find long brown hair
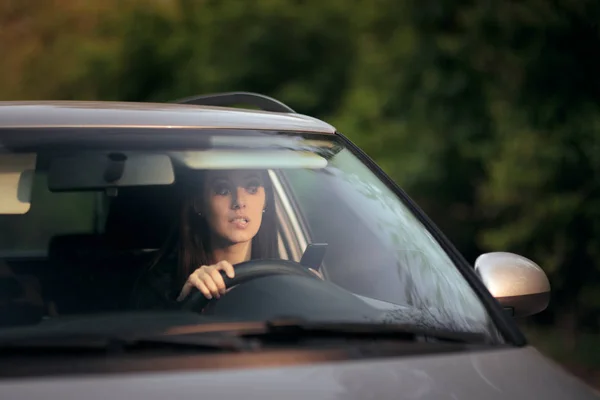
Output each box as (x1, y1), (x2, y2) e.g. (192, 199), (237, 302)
(153, 169), (278, 288)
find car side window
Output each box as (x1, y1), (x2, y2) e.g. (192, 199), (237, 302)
(282, 162), (409, 304)
(0, 172), (101, 258)
(281, 150), (489, 328)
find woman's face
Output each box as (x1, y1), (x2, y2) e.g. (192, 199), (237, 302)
(199, 170), (267, 246)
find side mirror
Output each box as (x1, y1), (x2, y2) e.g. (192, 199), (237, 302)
(475, 252), (550, 318)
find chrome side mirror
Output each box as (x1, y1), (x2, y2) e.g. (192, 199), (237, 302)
(475, 252), (550, 318)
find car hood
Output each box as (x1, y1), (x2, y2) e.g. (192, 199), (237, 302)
(0, 345), (597, 399)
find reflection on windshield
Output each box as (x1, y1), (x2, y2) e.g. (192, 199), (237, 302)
(283, 149), (493, 335)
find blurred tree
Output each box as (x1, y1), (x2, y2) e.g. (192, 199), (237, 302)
(333, 0), (600, 335)
(0, 0), (116, 100)
(331, 0), (492, 262)
(468, 0), (600, 333)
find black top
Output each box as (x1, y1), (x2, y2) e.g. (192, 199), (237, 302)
(130, 256), (181, 310)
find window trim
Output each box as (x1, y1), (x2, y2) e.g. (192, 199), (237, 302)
(270, 170), (307, 262)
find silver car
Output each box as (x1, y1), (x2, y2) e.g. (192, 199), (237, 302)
(0, 92), (596, 399)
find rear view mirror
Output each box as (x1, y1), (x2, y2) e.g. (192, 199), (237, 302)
(48, 152), (175, 191)
(475, 252), (550, 317)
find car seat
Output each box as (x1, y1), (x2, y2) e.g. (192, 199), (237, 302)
(0, 261), (47, 327)
(47, 186), (178, 315)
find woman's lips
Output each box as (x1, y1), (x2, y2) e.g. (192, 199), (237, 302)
(230, 216), (249, 228)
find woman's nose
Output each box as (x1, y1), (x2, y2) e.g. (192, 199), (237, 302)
(231, 187), (247, 209)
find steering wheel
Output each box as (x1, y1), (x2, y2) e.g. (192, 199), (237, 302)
(180, 259), (320, 313)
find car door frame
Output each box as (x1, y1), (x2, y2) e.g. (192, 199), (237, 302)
(269, 169), (330, 278)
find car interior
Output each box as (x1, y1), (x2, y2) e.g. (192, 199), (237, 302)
(1, 184), (177, 323)
(0, 150), (326, 327)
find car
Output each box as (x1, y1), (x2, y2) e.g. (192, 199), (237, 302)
(0, 92), (597, 399)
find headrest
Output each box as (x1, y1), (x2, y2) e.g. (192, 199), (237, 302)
(49, 186), (178, 263)
(0, 276), (23, 299)
(48, 234), (112, 261)
(104, 185), (178, 251)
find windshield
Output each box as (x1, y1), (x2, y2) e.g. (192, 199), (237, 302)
(0, 131), (499, 342)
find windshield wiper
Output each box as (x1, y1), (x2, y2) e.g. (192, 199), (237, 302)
(0, 320), (492, 356)
(241, 320), (492, 345)
(156, 319), (492, 346)
(0, 333), (252, 355)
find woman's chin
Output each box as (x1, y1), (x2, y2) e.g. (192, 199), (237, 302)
(224, 231), (256, 245)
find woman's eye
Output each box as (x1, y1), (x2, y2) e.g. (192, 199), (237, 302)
(246, 182), (261, 194)
(214, 185), (230, 196)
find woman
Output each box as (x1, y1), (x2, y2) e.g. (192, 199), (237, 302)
(131, 168), (278, 309)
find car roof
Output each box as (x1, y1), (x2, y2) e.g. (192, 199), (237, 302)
(0, 101), (337, 134)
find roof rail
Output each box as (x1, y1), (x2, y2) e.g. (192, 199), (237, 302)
(173, 91), (296, 113)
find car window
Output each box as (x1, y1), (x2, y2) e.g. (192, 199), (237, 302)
(0, 172), (101, 258)
(281, 148), (490, 329)
(0, 133), (497, 340)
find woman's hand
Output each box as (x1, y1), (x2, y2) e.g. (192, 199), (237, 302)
(177, 260), (235, 301)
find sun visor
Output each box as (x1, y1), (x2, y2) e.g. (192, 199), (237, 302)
(48, 152), (175, 191)
(172, 149), (328, 170)
(0, 154), (36, 214)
